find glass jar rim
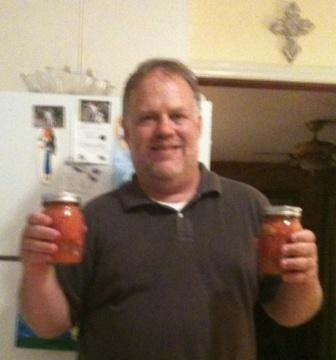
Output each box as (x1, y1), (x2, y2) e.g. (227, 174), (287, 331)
(42, 191), (81, 206)
(263, 205), (302, 217)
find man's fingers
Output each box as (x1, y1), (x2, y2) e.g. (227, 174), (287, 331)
(26, 212), (53, 226)
(282, 242), (317, 258)
(290, 229), (316, 243)
(281, 256), (317, 272)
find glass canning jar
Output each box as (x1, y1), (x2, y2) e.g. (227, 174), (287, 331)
(42, 191), (85, 264)
(258, 205), (302, 275)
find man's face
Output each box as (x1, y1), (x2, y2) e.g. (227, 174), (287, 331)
(123, 70), (201, 182)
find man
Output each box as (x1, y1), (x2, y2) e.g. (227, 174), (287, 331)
(19, 59), (323, 360)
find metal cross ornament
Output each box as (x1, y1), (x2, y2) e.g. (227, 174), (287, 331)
(270, 2), (315, 63)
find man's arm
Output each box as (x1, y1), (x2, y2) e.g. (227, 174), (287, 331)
(262, 229), (323, 326)
(19, 212), (72, 338)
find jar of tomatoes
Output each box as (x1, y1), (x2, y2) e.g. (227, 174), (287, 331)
(42, 191), (85, 264)
(258, 205), (302, 275)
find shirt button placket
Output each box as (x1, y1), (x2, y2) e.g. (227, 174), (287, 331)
(176, 211), (193, 242)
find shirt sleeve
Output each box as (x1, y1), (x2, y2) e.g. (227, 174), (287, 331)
(55, 263), (85, 326)
(258, 275), (282, 304)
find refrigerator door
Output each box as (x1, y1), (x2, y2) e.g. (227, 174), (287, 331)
(0, 91), (212, 359)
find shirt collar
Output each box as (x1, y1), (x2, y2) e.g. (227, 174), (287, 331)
(118, 163), (222, 211)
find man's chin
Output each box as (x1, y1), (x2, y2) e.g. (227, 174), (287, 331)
(148, 163), (182, 180)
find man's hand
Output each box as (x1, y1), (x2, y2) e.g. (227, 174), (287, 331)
(19, 212), (72, 337)
(263, 228), (323, 327)
(280, 229), (319, 283)
(20, 212), (60, 269)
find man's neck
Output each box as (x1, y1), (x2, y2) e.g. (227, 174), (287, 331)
(138, 170), (201, 203)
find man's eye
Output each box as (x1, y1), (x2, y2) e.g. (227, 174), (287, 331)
(138, 115), (155, 124)
(171, 113), (186, 122)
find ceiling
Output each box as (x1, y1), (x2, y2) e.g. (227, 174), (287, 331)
(200, 85), (336, 164)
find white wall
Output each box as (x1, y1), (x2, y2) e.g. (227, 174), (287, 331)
(0, 0), (190, 94)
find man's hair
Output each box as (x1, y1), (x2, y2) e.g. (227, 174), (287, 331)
(122, 58), (201, 118)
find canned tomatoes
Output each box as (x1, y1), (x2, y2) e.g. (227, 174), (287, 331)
(258, 205), (302, 275)
(42, 191), (85, 264)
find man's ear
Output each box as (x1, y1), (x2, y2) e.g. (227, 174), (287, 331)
(121, 118), (129, 143)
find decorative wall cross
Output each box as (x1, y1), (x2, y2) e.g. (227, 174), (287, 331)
(269, 2), (315, 63)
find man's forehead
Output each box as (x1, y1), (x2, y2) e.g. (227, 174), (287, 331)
(134, 69), (188, 90)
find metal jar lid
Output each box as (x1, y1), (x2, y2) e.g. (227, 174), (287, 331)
(42, 191), (81, 206)
(263, 205), (302, 217)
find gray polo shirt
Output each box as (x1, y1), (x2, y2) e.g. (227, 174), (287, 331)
(56, 164), (271, 360)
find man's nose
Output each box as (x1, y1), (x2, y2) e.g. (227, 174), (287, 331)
(155, 116), (175, 135)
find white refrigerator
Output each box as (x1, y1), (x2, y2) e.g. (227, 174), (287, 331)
(0, 91), (212, 360)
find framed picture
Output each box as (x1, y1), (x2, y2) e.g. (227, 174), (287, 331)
(80, 100), (110, 124)
(33, 105), (65, 128)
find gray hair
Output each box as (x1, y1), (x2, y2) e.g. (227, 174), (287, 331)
(122, 58), (201, 118)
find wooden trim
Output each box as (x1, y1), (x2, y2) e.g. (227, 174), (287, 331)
(192, 61), (336, 87)
(198, 77), (336, 92)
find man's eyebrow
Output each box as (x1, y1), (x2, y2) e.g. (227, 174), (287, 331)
(138, 109), (158, 116)
(169, 106), (188, 112)
(136, 105), (190, 117)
